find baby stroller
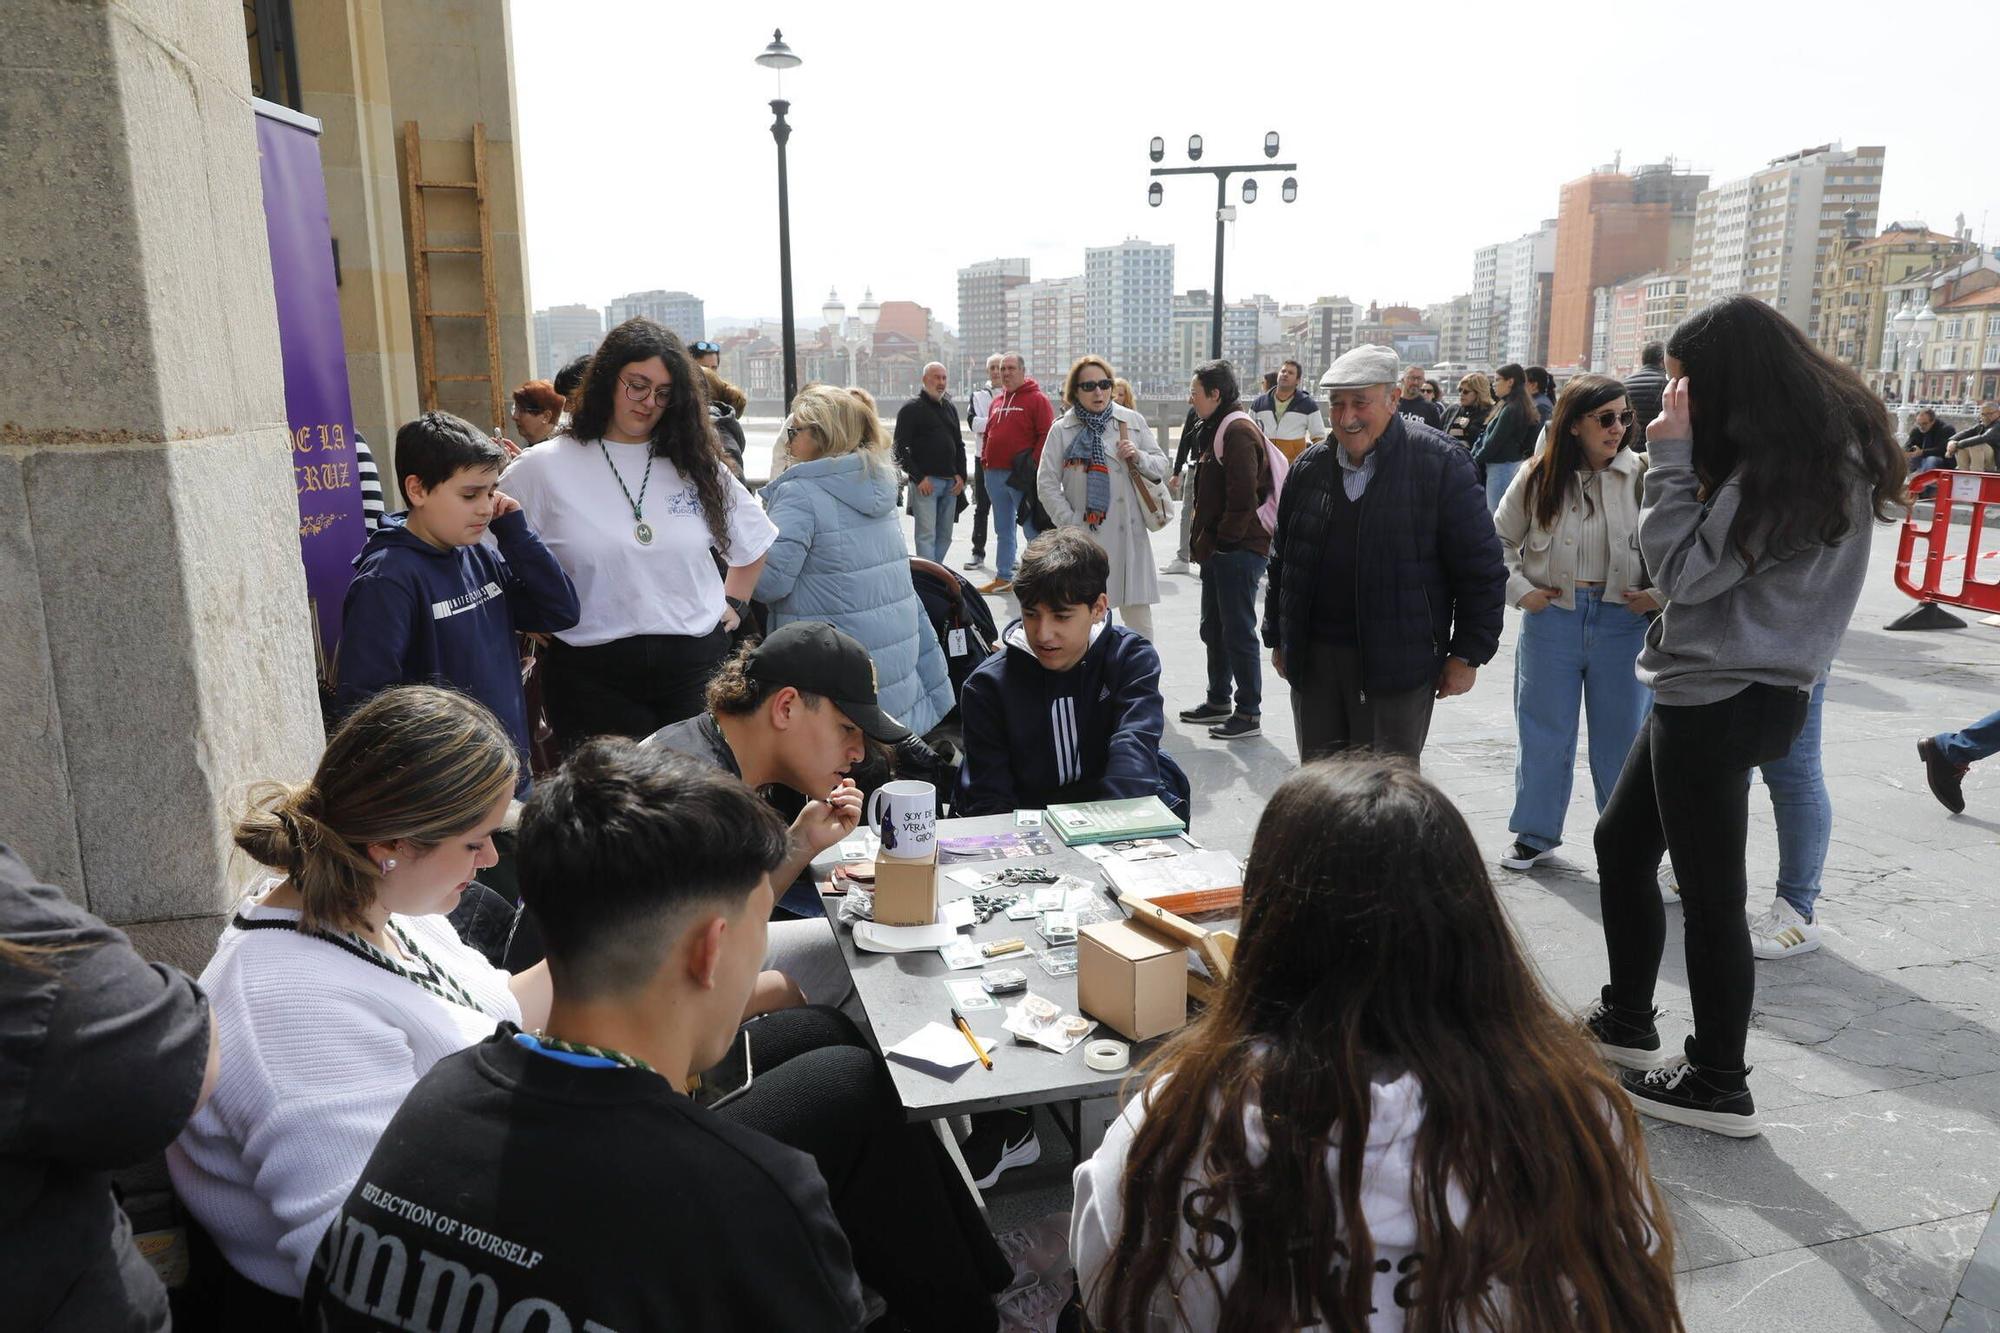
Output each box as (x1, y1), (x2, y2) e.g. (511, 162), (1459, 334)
(909, 556), (998, 722)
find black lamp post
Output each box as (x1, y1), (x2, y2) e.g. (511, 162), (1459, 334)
(1147, 130), (1298, 359)
(756, 29), (802, 409)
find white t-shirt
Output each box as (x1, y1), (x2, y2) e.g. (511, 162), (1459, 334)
(502, 435), (778, 646)
(166, 893), (521, 1297)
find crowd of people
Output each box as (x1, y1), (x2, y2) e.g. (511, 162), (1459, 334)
(5, 297), (1963, 1332)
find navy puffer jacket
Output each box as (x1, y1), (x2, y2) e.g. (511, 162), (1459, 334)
(1261, 415), (1507, 694)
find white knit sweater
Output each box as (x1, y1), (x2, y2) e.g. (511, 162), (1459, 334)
(166, 891), (520, 1297)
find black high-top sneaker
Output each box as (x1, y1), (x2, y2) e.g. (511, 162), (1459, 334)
(1621, 1042), (1760, 1137)
(1580, 988), (1668, 1069)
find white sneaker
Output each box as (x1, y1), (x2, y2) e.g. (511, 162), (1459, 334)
(1161, 557), (1191, 575)
(1749, 897), (1821, 959)
(1660, 871), (1680, 904)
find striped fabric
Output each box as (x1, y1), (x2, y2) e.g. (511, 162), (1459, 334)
(1050, 695), (1083, 786)
(353, 434), (386, 532)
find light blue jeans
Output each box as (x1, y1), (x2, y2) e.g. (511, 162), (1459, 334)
(911, 476), (957, 564)
(1510, 588), (1652, 852)
(1485, 458), (1522, 513)
(983, 466), (1039, 580)
(1760, 677), (1828, 918)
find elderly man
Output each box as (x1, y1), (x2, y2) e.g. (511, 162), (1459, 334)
(1262, 344), (1506, 763)
(893, 362), (967, 563)
(1905, 408), (1954, 474)
(977, 352), (1055, 594)
(1947, 401), (2000, 472)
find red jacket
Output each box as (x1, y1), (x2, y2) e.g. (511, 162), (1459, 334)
(981, 378), (1054, 471)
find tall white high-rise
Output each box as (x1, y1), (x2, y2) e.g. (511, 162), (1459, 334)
(1004, 276), (1088, 384)
(1688, 143), (1885, 332)
(956, 257), (1031, 386)
(1085, 238), (1175, 394)
(604, 290), (704, 344)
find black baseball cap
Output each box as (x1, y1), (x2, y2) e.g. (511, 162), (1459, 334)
(690, 340), (721, 356)
(746, 622), (911, 743)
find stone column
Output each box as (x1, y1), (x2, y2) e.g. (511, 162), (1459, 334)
(1, 0), (325, 970)
(292, 0), (422, 486)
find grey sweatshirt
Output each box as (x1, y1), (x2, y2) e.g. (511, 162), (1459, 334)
(1637, 436), (1877, 705)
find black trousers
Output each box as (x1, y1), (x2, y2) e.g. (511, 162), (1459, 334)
(1290, 643), (1436, 765)
(723, 1006), (1011, 1330)
(540, 629), (728, 754)
(1594, 682), (1810, 1070)
(967, 466), (990, 558)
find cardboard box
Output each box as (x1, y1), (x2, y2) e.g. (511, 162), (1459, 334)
(1077, 919), (1188, 1042)
(872, 846), (939, 927)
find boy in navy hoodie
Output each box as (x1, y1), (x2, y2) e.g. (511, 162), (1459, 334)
(335, 412), (579, 794)
(955, 530), (1189, 821)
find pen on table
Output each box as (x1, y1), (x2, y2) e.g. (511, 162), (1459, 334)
(949, 1006), (992, 1070)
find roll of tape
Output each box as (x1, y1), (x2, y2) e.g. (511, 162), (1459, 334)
(1084, 1038), (1129, 1072)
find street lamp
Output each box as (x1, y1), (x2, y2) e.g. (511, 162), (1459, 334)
(756, 29), (802, 409)
(1146, 133), (1300, 359)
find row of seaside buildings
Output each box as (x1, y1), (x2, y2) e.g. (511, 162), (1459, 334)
(537, 144), (2000, 411)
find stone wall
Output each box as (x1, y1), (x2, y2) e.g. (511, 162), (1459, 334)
(1, 0), (326, 971)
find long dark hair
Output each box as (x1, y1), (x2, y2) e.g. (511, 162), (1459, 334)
(1666, 296), (1904, 569)
(1494, 362), (1539, 428)
(1096, 760), (1683, 1333)
(1526, 373), (1630, 530)
(567, 318), (734, 555)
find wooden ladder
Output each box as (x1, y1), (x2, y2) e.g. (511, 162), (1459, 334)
(403, 120), (503, 430)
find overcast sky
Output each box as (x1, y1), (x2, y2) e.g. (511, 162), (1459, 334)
(513, 0), (2000, 331)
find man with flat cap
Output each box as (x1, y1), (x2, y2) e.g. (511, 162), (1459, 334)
(1262, 344), (1506, 764)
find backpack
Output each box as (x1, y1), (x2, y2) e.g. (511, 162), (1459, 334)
(1212, 410), (1288, 536)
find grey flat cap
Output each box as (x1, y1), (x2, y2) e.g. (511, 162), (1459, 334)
(1319, 344), (1400, 391)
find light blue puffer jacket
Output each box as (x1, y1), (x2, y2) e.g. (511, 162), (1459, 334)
(755, 451), (956, 737)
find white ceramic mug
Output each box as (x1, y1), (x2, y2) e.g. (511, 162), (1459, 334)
(866, 780), (937, 861)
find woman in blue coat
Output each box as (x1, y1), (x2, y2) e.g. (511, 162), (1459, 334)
(757, 384), (956, 738)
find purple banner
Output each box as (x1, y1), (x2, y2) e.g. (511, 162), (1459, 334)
(255, 103), (364, 676)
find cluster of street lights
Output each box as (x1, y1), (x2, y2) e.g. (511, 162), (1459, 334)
(1890, 298), (1937, 404)
(1146, 133), (1299, 358)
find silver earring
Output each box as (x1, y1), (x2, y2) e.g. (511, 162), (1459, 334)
(383, 858), (398, 872)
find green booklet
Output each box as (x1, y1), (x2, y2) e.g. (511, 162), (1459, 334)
(1044, 795), (1186, 845)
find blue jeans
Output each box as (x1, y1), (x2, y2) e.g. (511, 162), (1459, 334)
(1485, 458), (1522, 513)
(1760, 677), (1829, 918)
(911, 476), (957, 564)
(983, 466), (1039, 579)
(1510, 588), (1652, 852)
(1199, 549), (1266, 716)
(1909, 455), (1942, 475)
(1934, 706), (2000, 765)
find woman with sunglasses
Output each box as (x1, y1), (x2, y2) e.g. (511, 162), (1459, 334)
(1037, 356), (1170, 639)
(502, 319), (777, 749)
(1493, 374), (1656, 874)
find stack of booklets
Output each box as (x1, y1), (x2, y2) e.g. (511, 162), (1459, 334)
(1044, 796), (1186, 846)
(1101, 850), (1244, 917)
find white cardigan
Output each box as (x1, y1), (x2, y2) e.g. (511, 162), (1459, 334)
(166, 892), (519, 1297)
(1492, 448), (1650, 611)
(1036, 403), (1169, 610)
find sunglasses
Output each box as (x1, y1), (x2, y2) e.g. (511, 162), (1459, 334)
(1076, 378), (1115, 393)
(1583, 409), (1636, 429)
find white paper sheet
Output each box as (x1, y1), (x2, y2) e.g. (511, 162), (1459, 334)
(938, 897), (975, 929)
(853, 921), (961, 953)
(885, 1021), (994, 1072)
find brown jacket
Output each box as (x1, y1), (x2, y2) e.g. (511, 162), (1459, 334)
(1190, 415), (1272, 561)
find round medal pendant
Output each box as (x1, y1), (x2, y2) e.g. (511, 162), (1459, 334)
(634, 521), (654, 546)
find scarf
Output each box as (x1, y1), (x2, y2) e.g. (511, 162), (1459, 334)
(1065, 405), (1117, 527)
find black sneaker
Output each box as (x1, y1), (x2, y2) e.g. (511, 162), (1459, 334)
(1621, 1053), (1760, 1137)
(1498, 839), (1555, 871)
(1917, 737), (1968, 814)
(1208, 714), (1261, 740)
(1178, 700), (1233, 725)
(1580, 990), (1668, 1069)
(960, 1109), (1039, 1189)
(963, 555), (986, 571)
